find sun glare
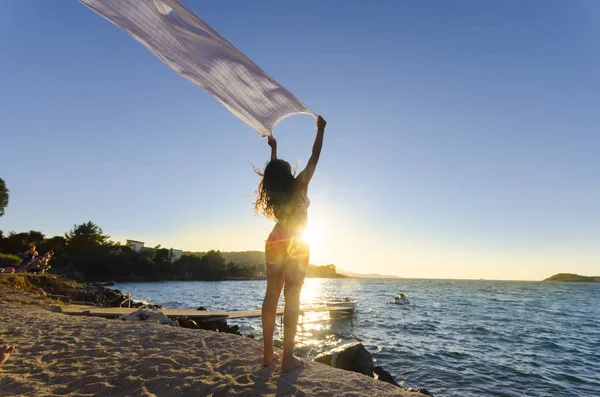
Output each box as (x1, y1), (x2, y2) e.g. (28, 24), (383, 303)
(302, 226), (324, 248)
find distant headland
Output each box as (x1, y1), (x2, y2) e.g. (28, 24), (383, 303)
(337, 269), (400, 279)
(543, 273), (600, 283)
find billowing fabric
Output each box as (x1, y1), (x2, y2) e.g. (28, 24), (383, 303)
(80, 0), (314, 136)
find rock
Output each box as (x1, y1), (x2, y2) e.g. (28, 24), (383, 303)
(314, 344), (434, 395)
(90, 281), (115, 287)
(190, 317), (242, 335)
(197, 306), (207, 311)
(119, 309), (177, 326)
(374, 365), (401, 387)
(314, 342), (374, 376)
(214, 319), (241, 335)
(131, 301), (162, 309)
(373, 366), (435, 396)
(177, 317), (200, 330)
(406, 388), (434, 396)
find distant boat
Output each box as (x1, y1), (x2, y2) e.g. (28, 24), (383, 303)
(325, 298), (359, 313)
(389, 294), (409, 305)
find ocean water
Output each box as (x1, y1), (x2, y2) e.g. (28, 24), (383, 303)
(110, 279), (600, 396)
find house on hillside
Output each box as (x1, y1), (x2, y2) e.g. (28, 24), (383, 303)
(125, 239), (182, 262)
(169, 248), (183, 262)
(126, 240), (145, 252)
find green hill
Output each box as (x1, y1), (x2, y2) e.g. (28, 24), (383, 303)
(306, 264), (348, 278)
(222, 251), (265, 266)
(543, 273), (600, 283)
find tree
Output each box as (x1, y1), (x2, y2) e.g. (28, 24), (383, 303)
(154, 248), (171, 264)
(65, 221), (110, 253)
(0, 178), (8, 217)
(201, 250), (227, 280)
(38, 236), (67, 257)
(26, 230), (45, 247)
(0, 230), (45, 254)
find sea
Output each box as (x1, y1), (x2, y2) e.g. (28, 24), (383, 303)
(110, 278), (600, 397)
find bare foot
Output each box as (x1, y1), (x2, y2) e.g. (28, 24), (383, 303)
(281, 355), (303, 372)
(262, 352), (280, 367)
(0, 345), (15, 367)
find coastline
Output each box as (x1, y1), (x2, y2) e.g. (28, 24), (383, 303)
(0, 303), (424, 396)
(81, 274), (351, 283)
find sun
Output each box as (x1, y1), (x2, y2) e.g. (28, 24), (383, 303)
(302, 225), (324, 248)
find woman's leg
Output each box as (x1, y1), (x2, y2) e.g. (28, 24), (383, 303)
(281, 245), (309, 372)
(262, 238), (286, 367)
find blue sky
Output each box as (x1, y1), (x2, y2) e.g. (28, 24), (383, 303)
(1, 1), (599, 280)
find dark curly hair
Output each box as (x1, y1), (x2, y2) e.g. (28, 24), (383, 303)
(254, 159), (296, 220)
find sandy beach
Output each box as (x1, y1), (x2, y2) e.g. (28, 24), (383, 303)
(0, 302), (423, 396)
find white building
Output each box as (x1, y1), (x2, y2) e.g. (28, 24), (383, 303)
(126, 240), (144, 252)
(125, 239), (182, 262)
(169, 249), (183, 263)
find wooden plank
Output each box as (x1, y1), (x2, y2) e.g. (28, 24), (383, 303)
(58, 306), (229, 319)
(55, 304), (354, 320)
(216, 306), (353, 319)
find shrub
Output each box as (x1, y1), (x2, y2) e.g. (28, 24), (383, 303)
(0, 253), (21, 267)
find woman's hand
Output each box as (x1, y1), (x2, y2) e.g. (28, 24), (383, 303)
(268, 135), (277, 160)
(317, 115), (327, 130)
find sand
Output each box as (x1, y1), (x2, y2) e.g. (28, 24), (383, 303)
(0, 303), (423, 397)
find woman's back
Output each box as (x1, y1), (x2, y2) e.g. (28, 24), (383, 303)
(275, 181), (310, 231)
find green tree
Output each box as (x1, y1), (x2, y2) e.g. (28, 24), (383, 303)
(173, 254), (200, 279)
(26, 230), (45, 247)
(201, 250), (227, 280)
(0, 231), (45, 254)
(0, 178), (8, 217)
(154, 248), (170, 264)
(65, 221), (109, 253)
(227, 261), (243, 277)
(38, 236), (67, 257)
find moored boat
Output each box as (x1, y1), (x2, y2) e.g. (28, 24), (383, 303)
(325, 298), (359, 312)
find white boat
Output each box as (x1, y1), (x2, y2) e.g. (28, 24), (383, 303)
(325, 298), (359, 313)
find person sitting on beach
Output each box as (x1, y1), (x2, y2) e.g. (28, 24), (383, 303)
(25, 251), (53, 274)
(20, 244), (38, 266)
(255, 115), (326, 372)
(0, 345), (15, 367)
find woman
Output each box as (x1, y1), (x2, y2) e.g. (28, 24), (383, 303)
(20, 244), (38, 266)
(25, 251), (53, 273)
(255, 115), (326, 372)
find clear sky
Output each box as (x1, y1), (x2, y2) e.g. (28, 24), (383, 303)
(1, 1), (599, 280)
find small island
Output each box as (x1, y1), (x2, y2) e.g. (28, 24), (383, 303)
(543, 273), (600, 283)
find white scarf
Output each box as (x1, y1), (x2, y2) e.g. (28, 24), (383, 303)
(80, 0), (315, 136)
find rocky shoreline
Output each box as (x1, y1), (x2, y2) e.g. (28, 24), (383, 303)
(0, 273), (244, 336)
(0, 273), (137, 307)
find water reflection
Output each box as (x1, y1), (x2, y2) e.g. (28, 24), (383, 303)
(294, 278), (357, 356)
